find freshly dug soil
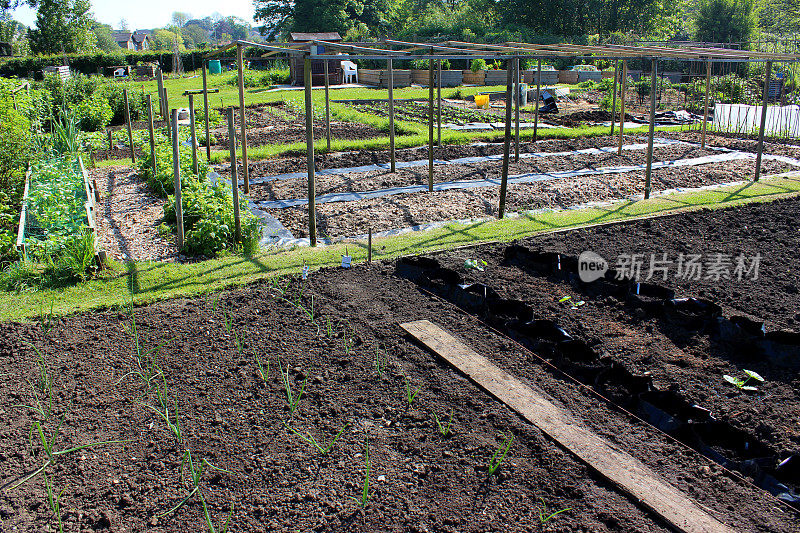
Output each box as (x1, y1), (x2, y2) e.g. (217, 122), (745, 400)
(249, 143), (721, 202)
(268, 158), (790, 239)
(1, 240), (797, 531)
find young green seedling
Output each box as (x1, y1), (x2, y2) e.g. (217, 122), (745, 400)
(325, 316), (334, 338)
(137, 368), (182, 443)
(43, 470), (65, 533)
(15, 343), (53, 421)
(254, 350), (270, 383)
(537, 497), (572, 524)
(404, 377), (421, 406)
(432, 409), (454, 437)
(375, 344), (387, 377)
(349, 436), (370, 507)
(278, 358), (306, 415)
(464, 259), (487, 272)
(487, 433), (514, 475)
(285, 422), (350, 455)
(723, 369), (765, 391)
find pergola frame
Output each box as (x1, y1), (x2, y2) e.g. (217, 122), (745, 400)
(202, 40), (800, 246)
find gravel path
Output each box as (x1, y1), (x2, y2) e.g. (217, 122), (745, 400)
(91, 166), (178, 262)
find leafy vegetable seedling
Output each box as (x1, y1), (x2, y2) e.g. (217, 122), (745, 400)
(464, 259), (487, 272)
(404, 377), (421, 405)
(537, 497), (572, 524)
(487, 433), (514, 475)
(432, 409), (454, 437)
(723, 369), (764, 391)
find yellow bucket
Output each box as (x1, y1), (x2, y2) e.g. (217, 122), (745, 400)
(474, 94), (489, 109)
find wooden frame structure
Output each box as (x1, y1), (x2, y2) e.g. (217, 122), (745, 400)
(204, 40), (800, 246)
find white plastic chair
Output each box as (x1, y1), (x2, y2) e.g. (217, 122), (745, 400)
(113, 68), (126, 78)
(341, 61), (358, 84)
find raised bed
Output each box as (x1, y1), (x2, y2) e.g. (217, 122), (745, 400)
(521, 70), (558, 85)
(461, 70), (484, 85)
(358, 69), (412, 88)
(409, 69), (463, 87)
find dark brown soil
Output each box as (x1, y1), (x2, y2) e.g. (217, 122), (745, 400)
(2, 221), (799, 530)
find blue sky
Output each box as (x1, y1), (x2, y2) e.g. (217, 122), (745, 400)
(10, 0), (257, 30)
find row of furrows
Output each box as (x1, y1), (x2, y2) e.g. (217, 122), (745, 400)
(394, 246), (800, 508)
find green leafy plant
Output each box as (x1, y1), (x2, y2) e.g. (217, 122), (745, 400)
(279, 358), (306, 415)
(43, 470), (66, 533)
(470, 58), (487, 72)
(488, 433), (514, 475)
(285, 422), (349, 455)
(350, 436), (370, 507)
(432, 409), (454, 437)
(404, 376), (421, 405)
(537, 497), (572, 524)
(464, 259), (487, 272)
(723, 369), (764, 391)
(375, 344), (387, 377)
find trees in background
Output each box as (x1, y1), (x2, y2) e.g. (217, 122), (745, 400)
(694, 0), (757, 43)
(28, 0), (96, 54)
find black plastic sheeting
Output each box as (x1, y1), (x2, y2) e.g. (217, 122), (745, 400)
(395, 246), (800, 507)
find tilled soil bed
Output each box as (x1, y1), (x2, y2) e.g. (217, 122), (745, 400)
(249, 143), (723, 201)
(211, 103), (384, 150)
(2, 205), (800, 530)
(268, 158), (790, 239)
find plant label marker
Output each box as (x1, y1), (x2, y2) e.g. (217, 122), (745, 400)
(341, 247), (352, 269)
(302, 262), (309, 280)
(400, 320), (736, 533)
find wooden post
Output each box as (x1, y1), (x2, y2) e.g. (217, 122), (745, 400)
(701, 60), (712, 148)
(202, 61), (211, 160)
(171, 109), (184, 250)
(368, 227), (372, 263)
(436, 58), (442, 146)
(189, 94), (198, 175)
(163, 87), (170, 140)
(107, 128), (113, 150)
(618, 61), (627, 155)
(644, 59), (658, 200)
(754, 60), (772, 182)
(428, 58), (434, 192)
(610, 60), (619, 136)
(533, 59), (541, 142)
(146, 95), (157, 180)
(498, 61), (514, 219)
(514, 57), (520, 162)
(227, 107), (241, 245)
(157, 68), (166, 118)
(123, 88), (136, 164)
(324, 58), (331, 151)
(237, 43), (250, 194)
(388, 57), (396, 173)
(304, 56), (317, 246)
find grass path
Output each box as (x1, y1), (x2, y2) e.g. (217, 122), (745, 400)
(2, 172), (799, 322)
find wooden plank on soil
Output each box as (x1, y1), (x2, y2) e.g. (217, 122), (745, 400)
(400, 319), (736, 533)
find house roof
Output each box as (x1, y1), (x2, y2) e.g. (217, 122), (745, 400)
(112, 32), (133, 43)
(132, 33), (149, 43)
(289, 32), (341, 42)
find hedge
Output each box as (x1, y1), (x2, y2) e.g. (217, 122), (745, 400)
(0, 50), (211, 78)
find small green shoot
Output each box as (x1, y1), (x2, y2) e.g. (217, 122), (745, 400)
(432, 409), (454, 437)
(15, 343), (54, 421)
(285, 422), (349, 455)
(723, 369), (765, 391)
(349, 436), (370, 507)
(375, 344), (387, 377)
(278, 359), (306, 415)
(254, 350), (270, 383)
(537, 497), (572, 524)
(325, 316), (334, 338)
(558, 295), (572, 303)
(137, 368), (182, 443)
(464, 259), (487, 271)
(404, 377), (421, 405)
(488, 433), (514, 475)
(43, 471), (65, 533)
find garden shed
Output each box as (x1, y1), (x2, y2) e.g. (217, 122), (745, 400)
(288, 32), (343, 86)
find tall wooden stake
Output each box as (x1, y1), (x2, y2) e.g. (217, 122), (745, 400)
(324, 58), (331, 151)
(436, 58), (442, 146)
(171, 109), (184, 250)
(304, 56), (317, 246)
(644, 59), (658, 200)
(187, 95), (198, 176)
(618, 61), (627, 155)
(701, 60), (712, 148)
(388, 57), (396, 173)
(156, 68), (166, 118)
(368, 227), (372, 263)
(227, 107), (241, 245)
(533, 59), (541, 142)
(498, 61), (513, 219)
(428, 57), (434, 192)
(146, 95), (157, 180)
(202, 60), (211, 160)
(163, 87), (170, 140)
(610, 60), (619, 135)
(755, 60), (772, 182)
(514, 57), (520, 162)
(107, 128), (113, 150)
(237, 43), (250, 194)
(123, 88), (136, 164)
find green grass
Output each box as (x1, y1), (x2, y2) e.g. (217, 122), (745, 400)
(1, 172), (798, 322)
(131, 72), (681, 162)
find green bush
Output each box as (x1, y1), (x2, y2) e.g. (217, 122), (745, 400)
(225, 68), (291, 89)
(73, 93), (114, 131)
(471, 58), (488, 72)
